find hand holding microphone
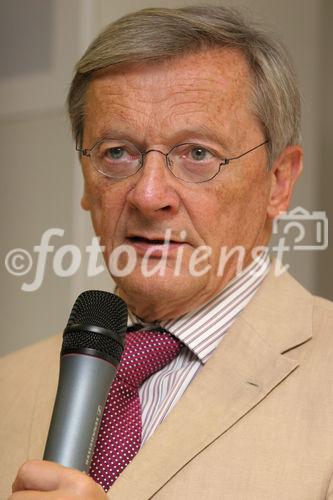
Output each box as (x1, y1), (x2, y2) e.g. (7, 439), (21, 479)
(11, 460), (107, 499)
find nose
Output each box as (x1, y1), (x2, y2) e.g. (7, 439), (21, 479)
(126, 149), (181, 217)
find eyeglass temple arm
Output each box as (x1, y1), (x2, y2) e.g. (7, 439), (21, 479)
(75, 144), (90, 157)
(222, 140), (269, 165)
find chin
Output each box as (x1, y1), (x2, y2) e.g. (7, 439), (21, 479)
(114, 269), (206, 319)
(115, 270), (186, 297)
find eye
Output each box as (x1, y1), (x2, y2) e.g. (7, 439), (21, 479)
(105, 146), (126, 161)
(189, 146), (212, 162)
(96, 141), (140, 164)
(172, 144), (217, 166)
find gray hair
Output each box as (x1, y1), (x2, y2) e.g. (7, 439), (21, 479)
(67, 5), (301, 167)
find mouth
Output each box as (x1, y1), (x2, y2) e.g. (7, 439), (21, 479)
(128, 235), (172, 245)
(126, 234), (186, 256)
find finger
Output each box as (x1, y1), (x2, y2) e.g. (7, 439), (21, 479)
(12, 460), (69, 493)
(11, 460), (106, 498)
(9, 491), (61, 500)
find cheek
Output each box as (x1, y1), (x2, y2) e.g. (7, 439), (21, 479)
(227, 176), (271, 246)
(191, 174), (270, 251)
(84, 175), (127, 248)
(184, 187), (236, 255)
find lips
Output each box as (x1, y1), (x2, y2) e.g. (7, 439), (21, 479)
(126, 231), (184, 244)
(125, 233), (186, 257)
(129, 235), (168, 245)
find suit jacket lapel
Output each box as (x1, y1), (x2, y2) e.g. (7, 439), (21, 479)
(109, 269), (313, 499)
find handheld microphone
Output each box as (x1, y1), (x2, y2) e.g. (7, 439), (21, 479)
(43, 290), (128, 472)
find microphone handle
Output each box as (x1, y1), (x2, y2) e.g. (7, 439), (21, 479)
(43, 354), (116, 472)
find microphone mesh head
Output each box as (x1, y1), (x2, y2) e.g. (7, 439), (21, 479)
(66, 290), (128, 335)
(62, 291), (128, 362)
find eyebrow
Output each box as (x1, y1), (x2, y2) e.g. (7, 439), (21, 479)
(174, 125), (231, 153)
(94, 124), (231, 154)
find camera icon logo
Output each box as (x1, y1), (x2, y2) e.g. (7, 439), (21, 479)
(272, 206), (328, 251)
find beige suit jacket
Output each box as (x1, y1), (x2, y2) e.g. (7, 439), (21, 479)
(1, 269), (333, 499)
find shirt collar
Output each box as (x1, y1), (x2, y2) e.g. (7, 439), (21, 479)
(127, 254), (271, 363)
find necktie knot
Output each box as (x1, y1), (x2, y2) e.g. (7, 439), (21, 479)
(117, 328), (182, 388)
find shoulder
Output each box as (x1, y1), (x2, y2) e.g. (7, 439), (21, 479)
(0, 333), (62, 363)
(313, 295), (333, 313)
(0, 335), (62, 499)
(0, 334), (62, 389)
(312, 295), (333, 339)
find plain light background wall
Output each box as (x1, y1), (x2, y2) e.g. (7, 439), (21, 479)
(1, 0), (332, 356)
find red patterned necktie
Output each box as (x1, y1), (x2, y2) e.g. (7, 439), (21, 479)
(89, 327), (182, 491)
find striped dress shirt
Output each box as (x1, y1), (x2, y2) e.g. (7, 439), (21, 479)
(127, 254), (270, 446)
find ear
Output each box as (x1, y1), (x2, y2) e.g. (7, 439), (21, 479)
(267, 145), (303, 220)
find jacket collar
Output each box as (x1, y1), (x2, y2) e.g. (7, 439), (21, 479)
(108, 268), (313, 499)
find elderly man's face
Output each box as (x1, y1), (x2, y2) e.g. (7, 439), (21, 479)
(80, 49), (279, 320)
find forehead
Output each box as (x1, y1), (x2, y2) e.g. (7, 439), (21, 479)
(84, 48), (257, 145)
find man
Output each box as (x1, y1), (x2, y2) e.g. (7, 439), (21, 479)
(2, 5), (333, 499)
